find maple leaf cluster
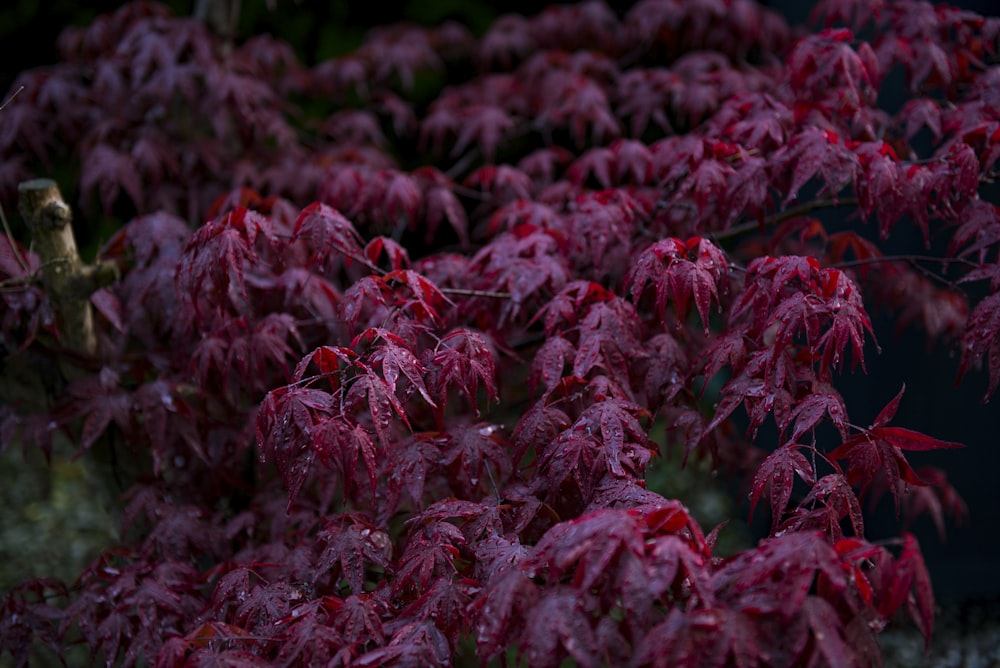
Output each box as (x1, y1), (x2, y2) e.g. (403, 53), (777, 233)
(1, 0), (998, 665)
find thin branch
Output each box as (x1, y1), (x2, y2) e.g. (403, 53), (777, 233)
(0, 276), (37, 292)
(0, 87), (30, 277)
(271, 232), (388, 276)
(709, 197), (860, 243)
(440, 287), (511, 299)
(730, 253), (980, 288)
(277, 233), (512, 299)
(635, 170), (689, 234)
(444, 121), (538, 182)
(444, 148), (482, 181)
(342, 246), (386, 276)
(831, 253), (979, 289)
(1, 203), (31, 275)
(829, 255), (978, 272)
(0, 85), (23, 112)
(637, 196), (696, 238)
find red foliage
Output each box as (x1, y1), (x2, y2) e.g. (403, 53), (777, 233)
(1, 0), (998, 665)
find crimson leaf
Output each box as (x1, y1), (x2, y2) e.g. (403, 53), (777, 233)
(750, 443), (816, 532)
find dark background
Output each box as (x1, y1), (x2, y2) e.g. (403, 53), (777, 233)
(762, 0), (1000, 606)
(2, 0), (998, 605)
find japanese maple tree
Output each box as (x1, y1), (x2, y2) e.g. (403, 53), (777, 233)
(1, 0), (997, 665)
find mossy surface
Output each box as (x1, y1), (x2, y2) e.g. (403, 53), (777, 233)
(0, 441), (117, 592)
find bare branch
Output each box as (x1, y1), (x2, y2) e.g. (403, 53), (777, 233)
(0, 85), (23, 112)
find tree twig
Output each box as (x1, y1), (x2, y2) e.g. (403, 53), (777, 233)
(829, 254), (978, 272)
(0, 86), (32, 277)
(0, 85), (23, 112)
(708, 197), (860, 243)
(440, 287), (510, 299)
(831, 254), (978, 289)
(0, 203), (31, 276)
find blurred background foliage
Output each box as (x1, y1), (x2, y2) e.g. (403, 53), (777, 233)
(0, 0), (545, 94)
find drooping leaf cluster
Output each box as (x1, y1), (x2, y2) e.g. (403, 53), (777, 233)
(1, 0), (998, 665)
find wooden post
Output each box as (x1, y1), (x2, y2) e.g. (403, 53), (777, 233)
(17, 179), (106, 356)
(194, 0), (242, 39)
(15, 178), (137, 489)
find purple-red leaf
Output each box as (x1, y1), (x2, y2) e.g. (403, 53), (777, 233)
(426, 329), (498, 417)
(293, 202), (364, 269)
(627, 237), (728, 333)
(750, 444), (815, 531)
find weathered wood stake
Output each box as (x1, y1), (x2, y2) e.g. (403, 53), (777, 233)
(17, 178), (116, 357)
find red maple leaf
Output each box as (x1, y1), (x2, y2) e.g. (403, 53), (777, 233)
(627, 236), (728, 333)
(750, 443), (816, 532)
(828, 385), (963, 512)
